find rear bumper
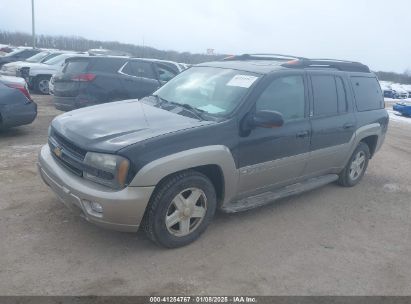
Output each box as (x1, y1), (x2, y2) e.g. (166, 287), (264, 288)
(53, 95), (98, 111)
(37, 145), (154, 232)
(0, 101), (37, 128)
(53, 96), (78, 111)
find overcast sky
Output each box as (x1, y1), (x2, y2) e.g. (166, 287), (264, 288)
(0, 0), (409, 72)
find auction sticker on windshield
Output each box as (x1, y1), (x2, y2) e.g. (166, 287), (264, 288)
(226, 75), (258, 88)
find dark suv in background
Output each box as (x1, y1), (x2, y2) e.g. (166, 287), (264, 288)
(52, 56), (181, 111)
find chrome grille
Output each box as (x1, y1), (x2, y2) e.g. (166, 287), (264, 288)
(48, 129), (87, 176)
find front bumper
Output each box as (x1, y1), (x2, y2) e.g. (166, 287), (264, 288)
(37, 145), (154, 232)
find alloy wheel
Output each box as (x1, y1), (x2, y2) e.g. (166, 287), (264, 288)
(165, 187), (207, 237)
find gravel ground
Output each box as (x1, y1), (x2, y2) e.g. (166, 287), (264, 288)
(0, 95), (410, 295)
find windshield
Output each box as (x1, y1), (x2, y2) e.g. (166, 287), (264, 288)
(26, 51), (50, 63)
(44, 54), (71, 65)
(154, 67), (260, 116)
(4, 49), (24, 57)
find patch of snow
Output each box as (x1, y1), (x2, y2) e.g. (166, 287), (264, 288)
(387, 109), (411, 125)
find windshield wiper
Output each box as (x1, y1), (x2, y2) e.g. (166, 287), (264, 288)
(151, 95), (206, 120)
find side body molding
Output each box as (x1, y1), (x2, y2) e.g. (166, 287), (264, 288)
(129, 145), (239, 205)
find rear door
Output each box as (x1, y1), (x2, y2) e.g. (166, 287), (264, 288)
(118, 60), (160, 99)
(305, 72), (356, 176)
(86, 57), (128, 103)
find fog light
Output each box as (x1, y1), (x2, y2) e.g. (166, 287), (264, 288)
(90, 201), (103, 213)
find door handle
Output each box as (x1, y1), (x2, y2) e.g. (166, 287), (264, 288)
(343, 123), (354, 129)
(296, 130), (309, 138)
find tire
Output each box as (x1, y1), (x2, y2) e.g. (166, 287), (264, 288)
(142, 170), (217, 248)
(337, 142), (370, 187)
(34, 76), (50, 95)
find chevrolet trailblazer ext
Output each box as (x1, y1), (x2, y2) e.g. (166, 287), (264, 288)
(38, 54), (388, 248)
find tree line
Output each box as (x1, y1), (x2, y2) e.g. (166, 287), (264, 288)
(1, 30), (411, 84)
(0, 30), (224, 64)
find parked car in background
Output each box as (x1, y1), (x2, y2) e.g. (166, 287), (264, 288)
(0, 48), (42, 68)
(52, 56), (180, 111)
(22, 53), (88, 94)
(0, 50), (69, 77)
(0, 44), (15, 54)
(391, 84), (409, 99)
(402, 84), (411, 97)
(379, 82), (395, 98)
(0, 75), (37, 129)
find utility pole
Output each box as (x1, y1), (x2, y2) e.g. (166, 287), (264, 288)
(31, 0), (36, 48)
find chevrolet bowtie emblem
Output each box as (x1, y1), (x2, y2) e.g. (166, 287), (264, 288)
(53, 146), (63, 157)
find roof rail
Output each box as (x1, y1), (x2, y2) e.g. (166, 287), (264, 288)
(282, 59), (370, 73)
(223, 53), (306, 62)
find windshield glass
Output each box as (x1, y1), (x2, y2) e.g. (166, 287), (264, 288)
(154, 67), (260, 116)
(4, 49), (24, 57)
(26, 51), (50, 63)
(44, 54), (71, 65)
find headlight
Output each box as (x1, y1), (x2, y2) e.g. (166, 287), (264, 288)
(83, 152), (130, 189)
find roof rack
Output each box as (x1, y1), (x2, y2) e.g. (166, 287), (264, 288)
(282, 58), (370, 73)
(223, 53), (306, 62)
(223, 54), (371, 73)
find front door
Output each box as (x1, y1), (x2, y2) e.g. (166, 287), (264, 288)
(237, 73), (311, 197)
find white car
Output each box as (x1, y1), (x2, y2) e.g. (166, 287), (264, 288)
(391, 84), (409, 99)
(25, 53), (88, 94)
(0, 50), (68, 77)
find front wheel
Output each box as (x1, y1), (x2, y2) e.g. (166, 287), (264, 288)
(337, 142), (370, 187)
(142, 170), (217, 248)
(34, 76), (50, 95)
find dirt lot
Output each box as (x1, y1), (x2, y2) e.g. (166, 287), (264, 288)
(1, 95), (410, 295)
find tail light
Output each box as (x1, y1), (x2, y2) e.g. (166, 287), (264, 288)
(71, 73), (96, 82)
(6, 83), (33, 102)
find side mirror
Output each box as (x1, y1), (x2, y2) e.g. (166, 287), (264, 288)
(250, 110), (284, 129)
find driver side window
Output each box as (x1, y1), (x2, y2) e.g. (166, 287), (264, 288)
(256, 75), (305, 121)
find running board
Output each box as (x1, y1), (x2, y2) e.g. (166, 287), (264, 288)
(221, 174), (338, 213)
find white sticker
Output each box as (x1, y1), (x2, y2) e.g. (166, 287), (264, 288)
(226, 75), (258, 88)
(198, 104), (225, 114)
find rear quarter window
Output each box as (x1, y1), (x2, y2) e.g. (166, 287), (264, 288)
(350, 76), (383, 111)
(63, 60), (89, 74)
(89, 58), (126, 73)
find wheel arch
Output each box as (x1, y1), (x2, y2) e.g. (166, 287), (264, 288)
(129, 145), (239, 205)
(360, 135), (378, 157)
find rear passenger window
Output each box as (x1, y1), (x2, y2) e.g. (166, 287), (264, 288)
(121, 61), (156, 79)
(256, 75), (305, 121)
(311, 75), (338, 116)
(351, 77), (383, 111)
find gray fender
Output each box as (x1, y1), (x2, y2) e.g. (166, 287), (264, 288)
(129, 145), (239, 204)
(343, 123), (382, 165)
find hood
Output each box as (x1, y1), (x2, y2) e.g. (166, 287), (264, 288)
(51, 99), (214, 152)
(1, 61), (38, 73)
(28, 63), (59, 73)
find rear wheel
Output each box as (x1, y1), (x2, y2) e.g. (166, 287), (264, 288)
(34, 76), (50, 95)
(338, 142), (370, 187)
(142, 170), (217, 248)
